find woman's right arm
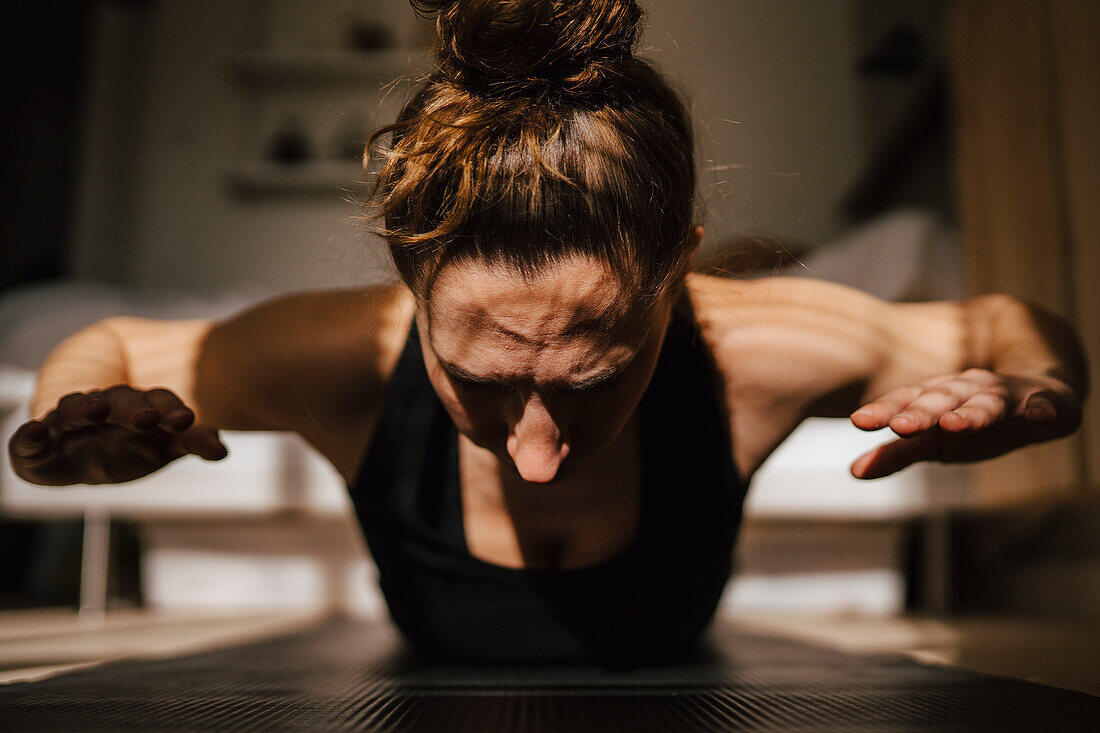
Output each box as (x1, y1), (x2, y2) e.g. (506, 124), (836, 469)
(9, 284), (412, 486)
(10, 316), (227, 486)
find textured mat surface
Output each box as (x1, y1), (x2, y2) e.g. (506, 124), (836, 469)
(1, 618), (1098, 731)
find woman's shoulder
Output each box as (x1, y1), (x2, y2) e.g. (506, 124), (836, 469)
(686, 273), (820, 366)
(204, 280), (416, 399)
(687, 272), (892, 367)
(688, 271), (882, 319)
(686, 273), (897, 478)
(197, 281), (416, 481)
(687, 272), (901, 404)
(273, 281), (416, 379)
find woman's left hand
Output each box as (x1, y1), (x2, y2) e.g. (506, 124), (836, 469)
(848, 368), (1083, 479)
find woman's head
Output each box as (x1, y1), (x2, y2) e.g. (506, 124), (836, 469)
(421, 250), (692, 483)
(370, 0), (697, 302)
(366, 0), (699, 481)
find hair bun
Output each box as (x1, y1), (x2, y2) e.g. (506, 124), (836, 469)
(413, 0), (642, 96)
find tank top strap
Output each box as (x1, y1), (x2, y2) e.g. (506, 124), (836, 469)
(349, 319), (462, 546)
(637, 294), (745, 551)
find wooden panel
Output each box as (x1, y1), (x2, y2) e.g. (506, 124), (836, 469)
(947, 0), (1083, 503)
(1050, 0), (1100, 487)
(949, 1), (1069, 314)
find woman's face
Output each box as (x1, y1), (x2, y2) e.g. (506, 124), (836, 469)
(419, 255), (671, 484)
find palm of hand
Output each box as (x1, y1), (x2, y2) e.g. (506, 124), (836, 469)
(849, 368), (1082, 479)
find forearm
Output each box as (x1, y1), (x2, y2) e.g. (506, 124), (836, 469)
(966, 294), (1089, 402)
(31, 317), (213, 420)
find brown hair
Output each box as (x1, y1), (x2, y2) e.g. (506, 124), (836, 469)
(366, 0), (696, 304)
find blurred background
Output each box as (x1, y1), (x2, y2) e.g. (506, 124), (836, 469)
(1, 0), (1097, 691)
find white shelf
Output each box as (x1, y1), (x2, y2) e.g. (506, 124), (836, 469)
(745, 418), (974, 520)
(229, 48), (429, 86)
(221, 160), (367, 196)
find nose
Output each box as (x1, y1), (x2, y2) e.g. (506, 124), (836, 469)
(506, 391), (569, 483)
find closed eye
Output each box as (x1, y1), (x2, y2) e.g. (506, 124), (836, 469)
(569, 370), (625, 393)
(450, 375), (504, 394)
(449, 372), (622, 396)
(438, 357), (631, 395)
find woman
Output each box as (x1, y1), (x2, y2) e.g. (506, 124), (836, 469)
(7, 0), (1087, 665)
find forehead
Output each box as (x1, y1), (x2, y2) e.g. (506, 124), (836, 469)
(425, 256), (650, 378)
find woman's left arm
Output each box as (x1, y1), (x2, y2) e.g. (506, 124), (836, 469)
(848, 293), (1088, 479)
(690, 274), (1088, 481)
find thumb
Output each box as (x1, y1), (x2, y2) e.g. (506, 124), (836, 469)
(177, 424), (228, 461)
(851, 433), (937, 480)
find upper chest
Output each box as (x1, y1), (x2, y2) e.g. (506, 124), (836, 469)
(457, 419), (643, 570)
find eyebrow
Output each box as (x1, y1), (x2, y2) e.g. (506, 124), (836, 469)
(436, 357), (631, 390)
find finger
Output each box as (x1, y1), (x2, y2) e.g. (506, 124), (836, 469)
(99, 386), (161, 432)
(8, 420), (52, 461)
(939, 390), (1007, 434)
(889, 388), (960, 435)
(889, 378), (991, 435)
(178, 424), (228, 461)
(851, 385), (923, 430)
(51, 392), (110, 430)
(850, 433), (938, 480)
(142, 388), (195, 433)
(1022, 392), (1058, 424)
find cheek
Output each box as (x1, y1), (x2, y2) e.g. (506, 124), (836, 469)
(566, 381), (649, 453)
(435, 384), (510, 444)
(573, 340), (664, 448)
(424, 361), (511, 447)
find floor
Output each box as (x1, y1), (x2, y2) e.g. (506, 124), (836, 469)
(1, 608), (1097, 698)
(730, 612), (1100, 697)
(9, 614), (1100, 731)
(0, 608), (322, 684)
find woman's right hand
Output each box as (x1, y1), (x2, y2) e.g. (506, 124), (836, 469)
(7, 385), (228, 486)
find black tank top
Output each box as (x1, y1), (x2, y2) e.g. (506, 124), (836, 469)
(349, 297), (747, 666)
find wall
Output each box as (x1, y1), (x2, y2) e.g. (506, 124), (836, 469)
(950, 0), (1098, 502)
(644, 0), (863, 253)
(947, 0), (1100, 617)
(74, 0), (421, 293)
(72, 0), (868, 291)
(1, 1), (91, 293)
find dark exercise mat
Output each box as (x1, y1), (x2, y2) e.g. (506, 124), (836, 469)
(1, 617), (1097, 731)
